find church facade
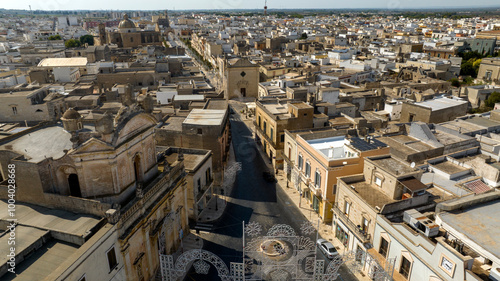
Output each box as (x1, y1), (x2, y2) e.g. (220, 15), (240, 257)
(0, 88), (188, 280)
(97, 14), (162, 48)
(220, 57), (260, 100)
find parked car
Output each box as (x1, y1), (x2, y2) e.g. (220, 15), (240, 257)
(316, 239), (339, 259)
(262, 171), (277, 183)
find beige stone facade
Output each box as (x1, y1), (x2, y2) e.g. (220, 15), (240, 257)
(293, 135), (390, 223)
(222, 58), (259, 100)
(478, 58), (500, 82)
(334, 155), (426, 255)
(0, 103), (189, 280)
(0, 85), (66, 123)
(255, 100), (314, 169)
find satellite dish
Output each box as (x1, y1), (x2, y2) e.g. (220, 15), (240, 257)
(410, 162), (416, 168)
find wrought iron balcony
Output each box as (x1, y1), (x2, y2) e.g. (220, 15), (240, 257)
(253, 121), (275, 147)
(332, 204), (371, 243)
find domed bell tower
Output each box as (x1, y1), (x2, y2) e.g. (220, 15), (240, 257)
(61, 108), (83, 148)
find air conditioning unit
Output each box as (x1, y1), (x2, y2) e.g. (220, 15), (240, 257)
(403, 209), (439, 238)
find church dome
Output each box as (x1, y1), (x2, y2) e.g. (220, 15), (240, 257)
(62, 108), (81, 120)
(118, 14), (136, 29)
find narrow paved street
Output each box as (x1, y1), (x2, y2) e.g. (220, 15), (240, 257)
(184, 113), (358, 281)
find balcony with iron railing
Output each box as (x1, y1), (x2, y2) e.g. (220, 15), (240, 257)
(332, 203), (371, 244)
(253, 121), (276, 147)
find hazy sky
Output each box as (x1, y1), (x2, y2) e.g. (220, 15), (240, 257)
(2, 0), (500, 11)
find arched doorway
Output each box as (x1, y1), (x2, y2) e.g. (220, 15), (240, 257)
(133, 155), (143, 183)
(68, 174), (82, 197)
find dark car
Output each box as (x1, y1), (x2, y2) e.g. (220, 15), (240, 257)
(262, 171), (277, 183)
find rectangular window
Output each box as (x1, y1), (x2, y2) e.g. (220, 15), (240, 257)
(280, 134), (285, 143)
(298, 154), (303, 170)
(107, 247), (118, 272)
(12, 107), (17, 115)
(315, 170), (321, 187)
(379, 238), (389, 258)
(270, 127), (274, 141)
(332, 184), (337, 195)
(263, 121), (267, 133)
(344, 201), (350, 216)
(361, 217), (369, 232)
(375, 177), (382, 187)
(400, 256), (412, 279)
(486, 71), (492, 80)
(409, 114), (416, 122)
(305, 162), (311, 178)
(258, 116), (261, 127)
(208, 167), (212, 182)
(197, 128), (202, 134)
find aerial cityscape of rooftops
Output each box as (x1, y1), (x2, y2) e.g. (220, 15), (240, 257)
(2, 3), (500, 281)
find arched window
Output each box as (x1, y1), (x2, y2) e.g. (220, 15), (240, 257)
(133, 155), (143, 183)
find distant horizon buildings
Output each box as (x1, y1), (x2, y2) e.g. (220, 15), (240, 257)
(2, 2), (500, 12)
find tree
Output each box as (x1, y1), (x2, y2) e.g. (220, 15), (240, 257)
(79, 35), (94, 46)
(48, 35), (62, 40)
(300, 33), (308, 39)
(460, 61), (475, 77)
(463, 76), (475, 85)
(65, 39), (81, 48)
(449, 78), (460, 87)
(485, 92), (500, 108)
(473, 59), (482, 70)
(459, 50), (483, 61)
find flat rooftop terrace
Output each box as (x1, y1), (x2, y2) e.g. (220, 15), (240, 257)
(350, 180), (396, 210)
(415, 97), (467, 111)
(431, 161), (469, 175)
(183, 109), (226, 126)
(2, 239), (78, 281)
(0, 200), (100, 238)
(370, 156), (416, 176)
(160, 116), (186, 132)
(0, 125), (76, 163)
(439, 200), (500, 260)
